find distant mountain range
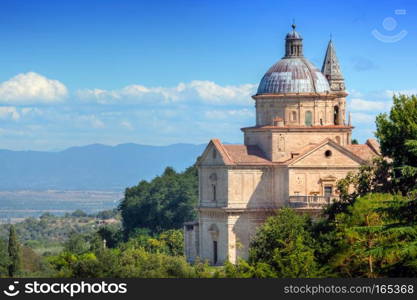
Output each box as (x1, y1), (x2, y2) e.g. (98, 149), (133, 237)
(0, 143), (207, 190)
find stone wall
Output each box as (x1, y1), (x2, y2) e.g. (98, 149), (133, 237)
(198, 210), (228, 265)
(199, 167), (228, 207)
(255, 97), (346, 127)
(289, 168), (356, 196)
(184, 222), (199, 263)
(227, 168), (272, 209)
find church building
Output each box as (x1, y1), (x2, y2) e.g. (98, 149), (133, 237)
(184, 25), (380, 265)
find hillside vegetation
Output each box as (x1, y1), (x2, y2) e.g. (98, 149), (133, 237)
(0, 95), (416, 278)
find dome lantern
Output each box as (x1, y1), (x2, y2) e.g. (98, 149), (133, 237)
(284, 23), (303, 58)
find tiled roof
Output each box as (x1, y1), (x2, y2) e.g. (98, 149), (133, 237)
(345, 140), (380, 161)
(210, 139), (271, 165)
(222, 144), (271, 165)
(365, 138), (381, 155)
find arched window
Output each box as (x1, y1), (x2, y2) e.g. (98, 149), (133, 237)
(334, 106), (340, 125)
(212, 184), (217, 202)
(305, 111), (312, 126)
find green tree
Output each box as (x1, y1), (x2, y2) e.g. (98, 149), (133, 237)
(376, 94), (417, 193)
(0, 239), (10, 276)
(97, 224), (123, 248)
(64, 232), (92, 255)
(158, 229), (184, 256)
(71, 209), (87, 217)
(119, 165), (198, 236)
(248, 208), (320, 277)
(222, 259), (276, 278)
(8, 225), (21, 277)
(326, 157), (393, 219)
(121, 229), (184, 256)
(96, 209), (119, 220)
(329, 194), (417, 277)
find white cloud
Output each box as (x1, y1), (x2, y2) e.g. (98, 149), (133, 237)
(349, 98), (391, 111)
(0, 106), (20, 120)
(77, 81), (256, 106)
(20, 107), (44, 117)
(351, 112), (376, 124)
(0, 72), (68, 104)
(347, 89), (363, 97)
(0, 128), (26, 136)
(120, 121), (134, 130)
(77, 115), (105, 129)
(204, 108), (254, 120)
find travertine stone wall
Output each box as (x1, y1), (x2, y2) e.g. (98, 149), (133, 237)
(273, 167), (289, 206)
(227, 168), (272, 208)
(255, 97), (346, 127)
(198, 210), (228, 265)
(289, 169), (356, 195)
(184, 222), (199, 263)
(199, 167), (228, 207)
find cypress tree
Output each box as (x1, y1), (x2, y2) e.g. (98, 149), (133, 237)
(8, 225), (21, 277)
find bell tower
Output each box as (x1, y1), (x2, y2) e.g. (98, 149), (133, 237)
(322, 39), (345, 92)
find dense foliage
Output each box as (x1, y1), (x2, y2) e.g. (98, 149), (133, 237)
(1, 95), (417, 278)
(119, 165), (198, 236)
(376, 94), (417, 193)
(0, 238), (9, 276)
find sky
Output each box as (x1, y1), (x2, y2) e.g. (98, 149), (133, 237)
(0, 0), (416, 151)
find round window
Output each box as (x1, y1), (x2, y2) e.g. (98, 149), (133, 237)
(325, 150), (332, 157)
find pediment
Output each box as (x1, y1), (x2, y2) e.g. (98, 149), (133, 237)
(197, 139), (230, 166)
(289, 139), (366, 167)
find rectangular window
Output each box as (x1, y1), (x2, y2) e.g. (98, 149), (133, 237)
(213, 241), (218, 264)
(305, 111), (313, 126)
(324, 186), (333, 197)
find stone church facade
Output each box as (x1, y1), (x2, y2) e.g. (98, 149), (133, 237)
(184, 25), (380, 265)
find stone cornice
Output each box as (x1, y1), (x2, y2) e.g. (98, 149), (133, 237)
(241, 125), (353, 133)
(198, 206), (280, 213)
(252, 91), (348, 100)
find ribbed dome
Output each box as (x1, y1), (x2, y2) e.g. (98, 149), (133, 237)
(286, 30), (302, 39)
(257, 57), (330, 94)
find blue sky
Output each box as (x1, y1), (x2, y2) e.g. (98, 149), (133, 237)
(0, 0), (416, 150)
